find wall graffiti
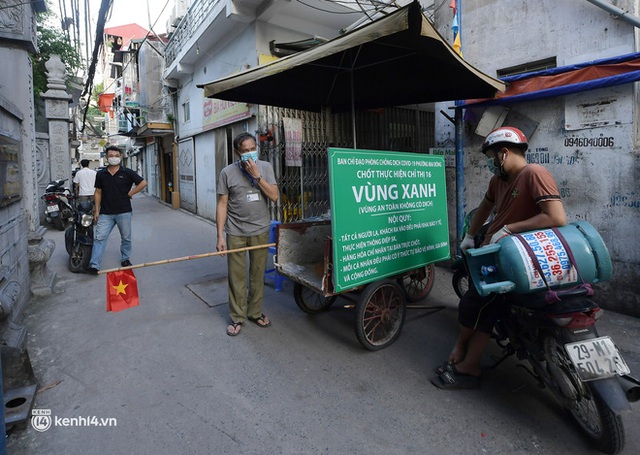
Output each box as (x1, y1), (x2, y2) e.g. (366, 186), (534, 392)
(563, 136), (615, 148)
(609, 192), (640, 209)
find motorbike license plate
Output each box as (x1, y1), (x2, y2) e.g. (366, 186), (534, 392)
(564, 336), (630, 381)
(46, 204), (59, 213)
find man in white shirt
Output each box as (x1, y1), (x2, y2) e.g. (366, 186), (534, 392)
(73, 159), (97, 203)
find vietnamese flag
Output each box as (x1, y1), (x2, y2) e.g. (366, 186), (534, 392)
(106, 270), (140, 312)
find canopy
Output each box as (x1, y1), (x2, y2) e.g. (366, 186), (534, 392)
(464, 52), (640, 107)
(198, 2), (505, 112)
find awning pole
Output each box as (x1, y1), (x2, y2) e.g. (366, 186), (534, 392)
(455, 106), (465, 255)
(350, 70), (357, 148)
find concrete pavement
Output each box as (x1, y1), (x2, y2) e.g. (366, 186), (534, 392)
(6, 194), (640, 454)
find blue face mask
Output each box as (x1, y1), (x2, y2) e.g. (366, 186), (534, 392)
(487, 157), (498, 175)
(241, 151), (259, 162)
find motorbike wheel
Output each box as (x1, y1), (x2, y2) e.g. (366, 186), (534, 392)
(53, 216), (65, 231)
(68, 244), (92, 273)
(452, 268), (469, 299)
(544, 335), (625, 454)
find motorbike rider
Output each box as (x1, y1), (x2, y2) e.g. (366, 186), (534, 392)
(432, 126), (567, 390)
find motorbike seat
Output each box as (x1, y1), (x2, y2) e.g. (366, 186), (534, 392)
(510, 287), (598, 314)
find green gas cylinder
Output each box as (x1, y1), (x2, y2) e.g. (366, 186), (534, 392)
(466, 221), (612, 297)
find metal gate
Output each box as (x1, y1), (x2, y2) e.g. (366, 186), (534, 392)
(178, 138), (196, 213)
(258, 106), (435, 222)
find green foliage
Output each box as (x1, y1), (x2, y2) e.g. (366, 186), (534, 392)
(86, 105), (103, 119)
(92, 81), (104, 103)
(32, 13), (83, 105)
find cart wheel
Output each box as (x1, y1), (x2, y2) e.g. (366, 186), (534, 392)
(355, 279), (406, 351)
(293, 282), (337, 314)
(399, 264), (435, 302)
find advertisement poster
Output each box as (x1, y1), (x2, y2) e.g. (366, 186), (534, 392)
(283, 117), (302, 167)
(329, 148), (450, 292)
(202, 98), (251, 131)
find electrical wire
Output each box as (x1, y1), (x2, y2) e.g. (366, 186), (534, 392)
(98, 0), (171, 95)
(80, 0), (113, 131)
(81, 0), (172, 132)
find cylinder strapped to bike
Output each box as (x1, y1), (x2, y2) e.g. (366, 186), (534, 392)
(465, 221), (612, 298)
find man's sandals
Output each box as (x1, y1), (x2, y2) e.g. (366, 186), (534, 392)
(431, 363), (481, 390)
(227, 322), (243, 336)
(227, 314), (271, 336)
(248, 314), (271, 328)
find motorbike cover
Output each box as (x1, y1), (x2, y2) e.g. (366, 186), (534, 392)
(64, 227), (74, 254)
(588, 377), (632, 412)
(76, 234), (93, 246)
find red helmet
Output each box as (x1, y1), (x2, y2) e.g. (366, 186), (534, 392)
(481, 127), (528, 154)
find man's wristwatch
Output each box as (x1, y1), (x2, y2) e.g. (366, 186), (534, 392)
(255, 175), (262, 183)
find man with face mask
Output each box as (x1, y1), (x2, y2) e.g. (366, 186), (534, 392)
(432, 126), (566, 390)
(86, 145), (147, 275)
(217, 132), (279, 336)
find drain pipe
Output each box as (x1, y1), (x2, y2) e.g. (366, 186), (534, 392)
(585, 0), (640, 28)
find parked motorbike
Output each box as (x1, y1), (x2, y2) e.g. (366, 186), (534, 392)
(459, 222), (638, 454)
(489, 288), (638, 454)
(64, 200), (94, 273)
(41, 179), (74, 231)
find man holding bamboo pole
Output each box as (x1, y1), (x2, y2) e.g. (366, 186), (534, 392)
(216, 133), (279, 336)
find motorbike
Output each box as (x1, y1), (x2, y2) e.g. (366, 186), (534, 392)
(488, 287), (639, 454)
(41, 179), (74, 231)
(64, 199), (94, 273)
(456, 220), (639, 454)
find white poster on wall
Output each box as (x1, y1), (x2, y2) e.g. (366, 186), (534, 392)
(283, 117), (302, 167)
(564, 85), (632, 130)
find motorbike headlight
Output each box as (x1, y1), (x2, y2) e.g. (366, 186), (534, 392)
(81, 214), (93, 227)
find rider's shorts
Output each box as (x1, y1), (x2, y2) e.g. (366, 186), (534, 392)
(458, 287), (504, 333)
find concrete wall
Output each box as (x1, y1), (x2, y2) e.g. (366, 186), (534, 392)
(0, 1), (44, 346)
(172, 18), (330, 218)
(434, 0), (639, 316)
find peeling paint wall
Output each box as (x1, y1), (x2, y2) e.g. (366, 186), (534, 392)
(435, 0), (640, 316)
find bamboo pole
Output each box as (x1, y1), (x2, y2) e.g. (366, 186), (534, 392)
(98, 243), (276, 274)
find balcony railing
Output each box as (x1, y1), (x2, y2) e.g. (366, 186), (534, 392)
(165, 0), (223, 67)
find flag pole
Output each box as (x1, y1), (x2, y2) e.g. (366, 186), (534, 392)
(98, 243), (276, 274)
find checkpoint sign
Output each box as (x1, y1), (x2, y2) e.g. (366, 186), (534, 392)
(328, 148), (450, 292)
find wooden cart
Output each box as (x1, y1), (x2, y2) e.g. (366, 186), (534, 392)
(274, 220), (438, 350)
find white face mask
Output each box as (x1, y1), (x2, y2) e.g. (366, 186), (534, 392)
(108, 157), (121, 166)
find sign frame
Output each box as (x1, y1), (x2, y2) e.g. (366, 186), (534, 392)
(328, 148), (450, 292)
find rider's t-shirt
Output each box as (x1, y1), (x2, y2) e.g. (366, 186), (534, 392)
(482, 164), (561, 245)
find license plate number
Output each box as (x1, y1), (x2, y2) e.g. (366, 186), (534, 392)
(565, 336), (630, 381)
(46, 204), (59, 213)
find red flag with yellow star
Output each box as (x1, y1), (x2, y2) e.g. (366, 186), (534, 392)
(106, 270), (139, 312)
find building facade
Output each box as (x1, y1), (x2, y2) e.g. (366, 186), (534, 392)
(434, 0), (640, 316)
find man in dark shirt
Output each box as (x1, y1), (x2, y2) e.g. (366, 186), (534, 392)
(86, 146), (147, 274)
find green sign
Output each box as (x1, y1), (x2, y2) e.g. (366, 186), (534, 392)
(328, 148), (450, 292)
